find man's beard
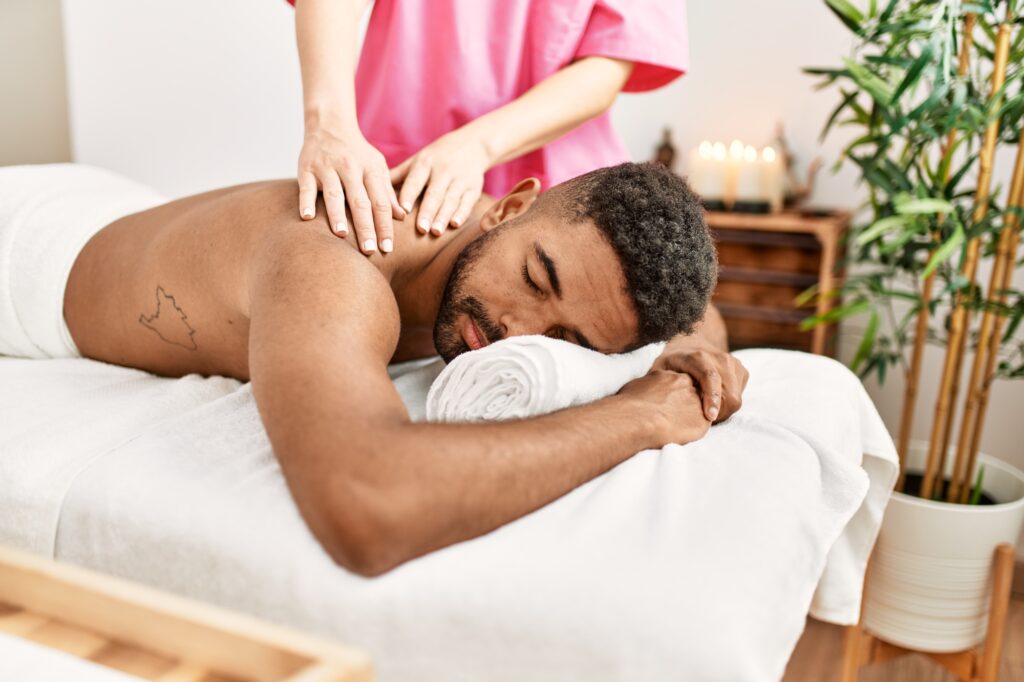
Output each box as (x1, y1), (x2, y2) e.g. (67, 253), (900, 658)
(433, 229), (506, 362)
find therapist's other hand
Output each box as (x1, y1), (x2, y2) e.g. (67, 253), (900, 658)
(651, 343), (748, 424)
(298, 127), (405, 255)
(389, 130), (490, 237)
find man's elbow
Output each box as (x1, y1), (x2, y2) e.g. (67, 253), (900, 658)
(313, 492), (417, 578)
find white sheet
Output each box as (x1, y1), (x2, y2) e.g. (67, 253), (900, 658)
(0, 349), (897, 681)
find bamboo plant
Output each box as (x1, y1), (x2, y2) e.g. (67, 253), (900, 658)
(803, 0), (1024, 503)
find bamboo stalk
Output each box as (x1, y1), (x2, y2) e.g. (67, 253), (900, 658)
(895, 14), (976, 492)
(957, 137), (1024, 502)
(943, 15), (1018, 502)
(921, 16), (1013, 500)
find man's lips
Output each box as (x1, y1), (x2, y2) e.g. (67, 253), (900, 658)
(463, 315), (489, 351)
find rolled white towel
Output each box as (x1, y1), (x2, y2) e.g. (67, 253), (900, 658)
(425, 335), (665, 422)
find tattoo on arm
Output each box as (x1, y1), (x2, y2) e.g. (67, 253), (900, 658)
(139, 286), (198, 351)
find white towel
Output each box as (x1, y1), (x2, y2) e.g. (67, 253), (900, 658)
(426, 336), (665, 421)
(424, 339), (898, 624)
(0, 164), (164, 359)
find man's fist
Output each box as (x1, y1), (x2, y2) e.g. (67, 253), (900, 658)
(617, 370), (712, 448)
(650, 344), (749, 423)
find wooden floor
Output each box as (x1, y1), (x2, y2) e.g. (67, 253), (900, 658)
(783, 596), (1024, 681)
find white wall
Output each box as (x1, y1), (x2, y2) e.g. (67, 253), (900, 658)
(62, 1), (1024, 542)
(62, 0), (304, 197)
(0, 0), (71, 165)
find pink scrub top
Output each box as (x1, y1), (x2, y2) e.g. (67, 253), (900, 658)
(290, 0), (689, 195)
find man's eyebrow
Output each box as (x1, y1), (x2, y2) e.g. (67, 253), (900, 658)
(533, 242), (561, 299)
(574, 331), (596, 351)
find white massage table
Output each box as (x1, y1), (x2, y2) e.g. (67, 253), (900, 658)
(0, 348), (897, 681)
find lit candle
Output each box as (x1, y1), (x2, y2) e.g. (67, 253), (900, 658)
(724, 139), (745, 208)
(734, 144), (763, 210)
(760, 146), (784, 212)
(687, 140), (726, 209)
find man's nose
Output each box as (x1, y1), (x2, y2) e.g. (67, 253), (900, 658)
(498, 311), (545, 339)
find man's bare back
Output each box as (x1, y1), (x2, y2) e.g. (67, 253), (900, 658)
(64, 179), (492, 380)
(57, 163), (742, 576)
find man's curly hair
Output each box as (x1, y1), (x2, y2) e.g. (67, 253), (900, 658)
(543, 162), (718, 347)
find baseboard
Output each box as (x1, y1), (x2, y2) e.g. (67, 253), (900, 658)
(1014, 559), (1024, 600)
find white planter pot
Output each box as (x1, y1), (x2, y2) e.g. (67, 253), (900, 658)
(862, 440), (1024, 653)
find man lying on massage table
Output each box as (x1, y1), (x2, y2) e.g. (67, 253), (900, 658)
(60, 161), (748, 576)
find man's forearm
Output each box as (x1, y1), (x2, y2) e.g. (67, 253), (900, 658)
(318, 372), (706, 577)
(669, 302), (728, 352)
(367, 396), (656, 569)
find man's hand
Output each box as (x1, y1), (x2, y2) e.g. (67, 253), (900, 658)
(651, 341), (749, 424)
(617, 370), (712, 447)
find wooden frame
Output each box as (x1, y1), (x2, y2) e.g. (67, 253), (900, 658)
(841, 543), (1016, 682)
(705, 210), (850, 356)
(0, 545), (373, 681)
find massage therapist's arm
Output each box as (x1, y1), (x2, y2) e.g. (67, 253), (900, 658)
(295, 0), (404, 253)
(391, 57), (635, 234)
(248, 224), (709, 577)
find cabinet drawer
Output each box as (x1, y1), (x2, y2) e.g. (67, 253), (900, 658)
(711, 228), (822, 275)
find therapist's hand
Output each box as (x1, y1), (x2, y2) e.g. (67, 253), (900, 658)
(389, 130), (491, 236)
(298, 126), (405, 254)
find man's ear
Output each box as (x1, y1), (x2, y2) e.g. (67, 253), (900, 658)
(479, 178), (542, 232)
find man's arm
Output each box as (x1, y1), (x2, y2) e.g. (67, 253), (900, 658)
(248, 224), (710, 577)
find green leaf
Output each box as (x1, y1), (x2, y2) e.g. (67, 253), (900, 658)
(896, 197), (955, 214)
(794, 282), (819, 307)
(826, 0), (865, 32)
(878, 0), (898, 22)
(892, 43), (934, 102)
(1003, 309), (1023, 342)
(968, 465), (986, 505)
(945, 154), (978, 196)
(843, 57), (895, 104)
(851, 309), (881, 373)
(922, 225), (965, 278)
(936, 134), (965, 185)
(879, 229), (919, 253)
(799, 299), (871, 330)
(856, 214), (912, 244)
(821, 89), (860, 142)
(803, 67), (851, 77)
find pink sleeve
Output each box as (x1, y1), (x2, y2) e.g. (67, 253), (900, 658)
(573, 0), (689, 92)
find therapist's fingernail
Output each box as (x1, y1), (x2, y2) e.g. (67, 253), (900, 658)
(452, 215), (464, 227)
(335, 224), (348, 236)
(302, 208), (313, 219)
(363, 239), (377, 253)
(402, 201), (413, 212)
(709, 407), (720, 420)
(430, 223), (443, 236)
(381, 238), (393, 253)
(417, 218), (430, 232)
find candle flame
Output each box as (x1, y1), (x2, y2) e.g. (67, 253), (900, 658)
(712, 142), (727, 161)
(762, 146), (777, 162)
(729, 140), (744, 159)
(698, 141), (713, 159)
(743, 145), (757, 163)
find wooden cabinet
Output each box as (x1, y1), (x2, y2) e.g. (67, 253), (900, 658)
(705, 210), (850, 357)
